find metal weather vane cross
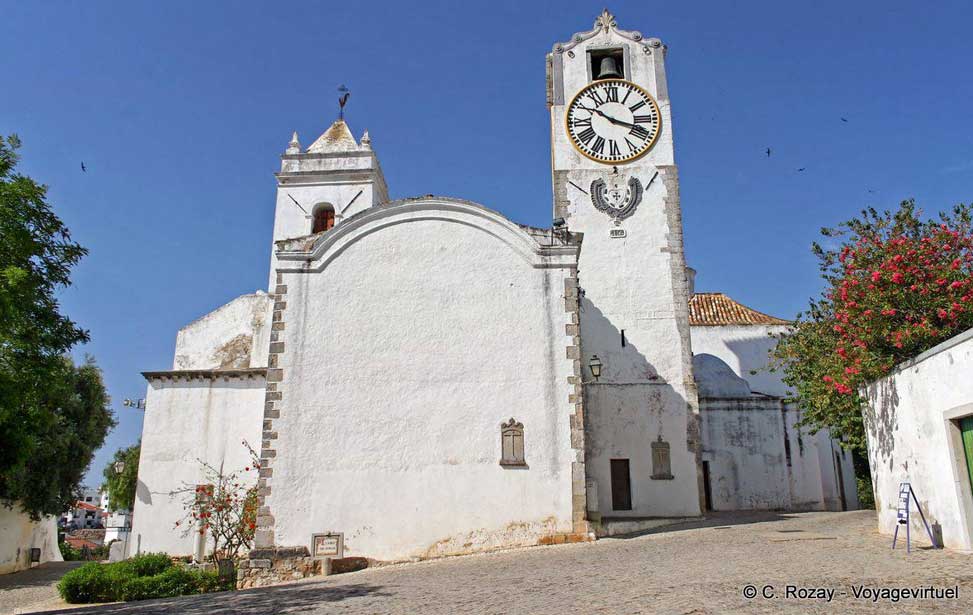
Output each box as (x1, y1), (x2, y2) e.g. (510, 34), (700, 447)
(338, 85), (350, 120)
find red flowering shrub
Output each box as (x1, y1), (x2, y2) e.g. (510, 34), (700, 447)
(172, 441), (260, 577)
(773, 201), (973, 449)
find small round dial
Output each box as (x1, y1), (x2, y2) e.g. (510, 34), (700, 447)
(565, 79), (661, 163)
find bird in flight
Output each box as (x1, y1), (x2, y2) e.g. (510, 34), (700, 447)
(797, 168), (806, 172)
(841, 118), (848, 122)
(766, 148), (771, 158)
(81, 162), (86, 172)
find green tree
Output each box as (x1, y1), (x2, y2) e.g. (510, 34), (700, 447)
(102, 442), (140, 511)
(0, 135), (115, 517)
(773, 200), (973, 450)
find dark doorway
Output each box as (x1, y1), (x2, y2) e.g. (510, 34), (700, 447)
(610, 459), (632, 511)
(702, 460), (713, 511)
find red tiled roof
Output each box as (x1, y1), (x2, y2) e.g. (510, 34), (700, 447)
(64, 537), (100, 550)
(689, 292), (790, 326)
(75, 501), (101, 511)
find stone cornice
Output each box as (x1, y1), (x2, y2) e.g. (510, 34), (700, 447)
(274, 196), (582, 271)
(550, 9), (661, 55)
(142, 368), (267, 382)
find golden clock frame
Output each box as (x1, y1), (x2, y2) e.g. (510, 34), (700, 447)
(564, 78), (662, 165)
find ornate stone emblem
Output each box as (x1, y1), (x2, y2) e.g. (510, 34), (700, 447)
(590, 175), (643, 221)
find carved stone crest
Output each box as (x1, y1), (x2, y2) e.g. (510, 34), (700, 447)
(590, 175), (643, 221)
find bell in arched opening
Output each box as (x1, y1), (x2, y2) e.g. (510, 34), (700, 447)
(595, 56), (622, 80)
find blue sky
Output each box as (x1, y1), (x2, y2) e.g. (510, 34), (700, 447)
(2, 0), (971, 486)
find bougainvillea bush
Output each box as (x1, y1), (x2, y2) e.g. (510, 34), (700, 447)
(172, 441), (260, 579)
(773, 200), (973, 450)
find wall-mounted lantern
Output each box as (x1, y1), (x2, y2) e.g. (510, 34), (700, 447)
(589, 355), (603, 381)
(114, 461), (126, 475)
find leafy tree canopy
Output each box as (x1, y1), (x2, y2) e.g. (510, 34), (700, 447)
(773, 200), (973, 450)
(102, 442), (140, 511)
(0, 135), (114, 518)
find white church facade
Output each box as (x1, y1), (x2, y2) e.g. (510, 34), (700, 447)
(132, 11), (856, 578)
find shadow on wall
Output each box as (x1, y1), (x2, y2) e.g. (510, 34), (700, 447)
(723, 334), (787, 397)
(42, 581), (391, 614)
(135, 478), (152, 507)
(578, 297), (697, 480)
(862, 377), (901, 472)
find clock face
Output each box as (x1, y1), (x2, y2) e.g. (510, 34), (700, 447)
(565, 79), (661, 163)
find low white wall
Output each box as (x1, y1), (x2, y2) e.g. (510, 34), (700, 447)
(700, 401), (858, 512)
(864, 328), (973, 550)
(131, 375), (265, 557)
(0, 502), (61, 575)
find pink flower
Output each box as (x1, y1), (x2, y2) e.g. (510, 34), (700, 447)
(871, 271), (882, 282)
(892, 272), (905, 284)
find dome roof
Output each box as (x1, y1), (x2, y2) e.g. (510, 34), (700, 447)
(693, 353), (752, 398)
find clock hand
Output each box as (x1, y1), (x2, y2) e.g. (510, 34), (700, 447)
(577, 105), (637, 129)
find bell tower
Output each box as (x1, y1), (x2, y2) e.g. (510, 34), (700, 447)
(548, 11), (702, 522)
(267, 116), (388, 290)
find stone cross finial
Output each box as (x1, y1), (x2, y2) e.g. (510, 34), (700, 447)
(360, 130), (371, 149)
(286, 131), (301, 154)
(594, 9), (616, 31)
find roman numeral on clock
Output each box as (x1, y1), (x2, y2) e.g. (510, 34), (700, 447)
(587, 90), (604, 105)
(609, 140), (621, 157)
(630, 125), (650, 140)
(604, 86), (619, 103)
(573, 117), (591, 128)
(629, 100), (646, 112)
(633, 115), (655, 124)
(577, 127), (597, 145)
(591, 136), (606, 155)
(625, 138), (638, 153)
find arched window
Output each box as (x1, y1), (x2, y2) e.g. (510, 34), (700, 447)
(312, 204), (335, 233)
(500, 418), (526, 467)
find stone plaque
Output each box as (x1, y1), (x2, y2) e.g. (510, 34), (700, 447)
(609, 229), (627, 239)
(311, 532), (344, 559)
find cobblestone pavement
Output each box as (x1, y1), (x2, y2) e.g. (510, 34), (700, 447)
(0, 562), (83, 615)
(34, 511), (973, 614)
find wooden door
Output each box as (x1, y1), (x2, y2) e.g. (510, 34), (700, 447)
(960, 417), (973, 498)
(610, 459), (632, 511)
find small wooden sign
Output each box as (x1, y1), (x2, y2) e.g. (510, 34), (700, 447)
(311, 532), (344, 559)
(609, 229), (627, 239)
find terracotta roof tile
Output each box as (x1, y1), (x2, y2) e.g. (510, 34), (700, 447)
(689, 292), (790, 326)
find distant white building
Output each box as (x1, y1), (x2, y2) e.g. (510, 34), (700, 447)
(60, 501), (105, 530)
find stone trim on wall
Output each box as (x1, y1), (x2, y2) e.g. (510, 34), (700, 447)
(564, 269), (591, 536)
(142, 368), (266, 382)
(253, 273), (289, 550)
(657, 164), (705, 514)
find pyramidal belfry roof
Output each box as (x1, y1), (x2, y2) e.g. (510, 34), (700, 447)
(306, 119), (361, 153)
(689, 292), (791, 326)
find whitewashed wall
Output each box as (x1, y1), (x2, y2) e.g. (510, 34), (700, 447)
(696, 354), (858, 512)
(691, 324), (791, 397)
(132, 376), (264, 556)
(173, 293), (272, 370)
(265, 200), (579, 561)
(864, 329), (973, 550)
(0, 503), (61, 575)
